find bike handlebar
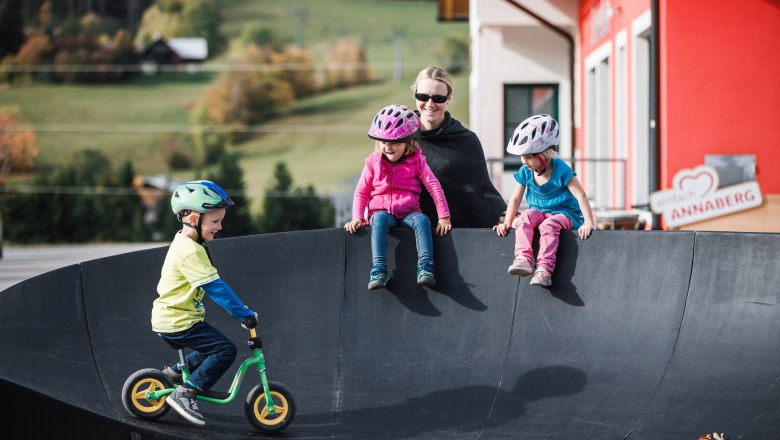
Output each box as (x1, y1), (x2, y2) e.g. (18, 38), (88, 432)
(242, 315), (258, 329)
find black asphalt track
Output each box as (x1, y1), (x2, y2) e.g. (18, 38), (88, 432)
(0, 228), (778, 439)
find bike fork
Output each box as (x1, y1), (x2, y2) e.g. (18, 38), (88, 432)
(255, 352), (276, 414)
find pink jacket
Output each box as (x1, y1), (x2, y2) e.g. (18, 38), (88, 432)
(352, 149), (450, 222)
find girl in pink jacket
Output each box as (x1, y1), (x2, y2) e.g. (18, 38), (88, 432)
(345, 104), (452, 290)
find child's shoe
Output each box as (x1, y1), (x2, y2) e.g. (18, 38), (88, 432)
(530, 269), (552, 287)
(166, 385), (205, 426)
(507, 258), (534, 276)
(162, 365), (183, 385)
(417, 263), (436, 287)
(368, 267), (390, 290)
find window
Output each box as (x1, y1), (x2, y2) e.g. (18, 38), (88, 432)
(585, 41), (612, 210)
(503, 84), (559, 162)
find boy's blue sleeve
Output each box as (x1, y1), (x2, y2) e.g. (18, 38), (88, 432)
(201, 278), (255, 320)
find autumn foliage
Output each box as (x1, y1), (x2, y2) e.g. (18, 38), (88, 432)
(0, 106), (39, 186)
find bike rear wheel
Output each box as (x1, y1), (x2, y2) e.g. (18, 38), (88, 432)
(121, 368), (173, 420)
(245, 381), (296, 433)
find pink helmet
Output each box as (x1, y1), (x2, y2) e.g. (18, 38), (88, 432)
(367, 104), (420, 143)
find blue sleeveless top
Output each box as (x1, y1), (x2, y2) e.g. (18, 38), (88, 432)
(513, 158), (585, 229)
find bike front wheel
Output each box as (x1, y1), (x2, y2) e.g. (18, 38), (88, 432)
(245, 381), (296, 433)
(121, 368), (173, 420)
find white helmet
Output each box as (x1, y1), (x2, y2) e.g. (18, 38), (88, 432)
(506, 114), (560, 156)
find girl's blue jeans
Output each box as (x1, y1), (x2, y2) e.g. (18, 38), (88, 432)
(159, 321), (237, 391)
(370, 211), (433, 272)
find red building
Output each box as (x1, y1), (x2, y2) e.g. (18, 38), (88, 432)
(467, 0), (780, 231)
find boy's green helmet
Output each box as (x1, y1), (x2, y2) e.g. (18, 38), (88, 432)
(171, 180), (235, 216)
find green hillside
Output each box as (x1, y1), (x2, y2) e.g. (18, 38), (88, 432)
(0, 0), (470, 215)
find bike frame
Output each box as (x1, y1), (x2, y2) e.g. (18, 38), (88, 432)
(144, 328), (276, 415)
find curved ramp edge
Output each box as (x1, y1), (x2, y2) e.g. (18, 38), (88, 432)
(0, 228), (777, 439)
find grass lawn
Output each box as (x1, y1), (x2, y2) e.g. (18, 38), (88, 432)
(0, 0), (469, 217)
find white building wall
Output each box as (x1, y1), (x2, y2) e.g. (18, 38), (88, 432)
(470, 0), (578, 197)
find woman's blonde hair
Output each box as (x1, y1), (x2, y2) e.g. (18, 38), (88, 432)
(411, 66), (453, 96)
(374, 139), (419, 156)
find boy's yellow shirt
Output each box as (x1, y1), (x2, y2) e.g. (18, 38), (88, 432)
(151, 231), (220, 333)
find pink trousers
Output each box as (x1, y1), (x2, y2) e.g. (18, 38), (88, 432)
(511, 209), (572, 273)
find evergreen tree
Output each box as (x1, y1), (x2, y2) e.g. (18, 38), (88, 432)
(0, 0), (25, 58)
(258, 162), (335, 233)
(206, 152), (254, 237)
(107, 160), (150, 242)
(153, 190), (181, 241)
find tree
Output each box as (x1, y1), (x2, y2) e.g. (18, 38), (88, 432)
(324, 38), (372, 89)
(206, 152), (255, 237)
(258, 162), (335, 233)
(0, 106), (39, 186)
(180, 0), (226, 55)
(436, 34), (469, 75)
(3, 149), (151, 244)
(0, 0), (25, 58)
(106, 160), (151, 242)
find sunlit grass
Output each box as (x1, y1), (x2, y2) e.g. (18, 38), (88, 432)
(0, 0), (469, 216)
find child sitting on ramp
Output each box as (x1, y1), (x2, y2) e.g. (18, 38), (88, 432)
(344, 104), (452, 290)
(494, 114), (595, 287)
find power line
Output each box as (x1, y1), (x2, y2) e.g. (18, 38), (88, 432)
(0, 60), (468, 74)
(0, 185), (343, 198)
(0, 123), (367, 134)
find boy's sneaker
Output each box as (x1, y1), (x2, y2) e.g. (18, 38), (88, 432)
(530, 269), (552, 287)
(508, 258), (533, 276)
(162, 366), (182, 385)
(416, 264), (436, 287)
(166, 385), (205, 426)
(368, 268), (390, 290)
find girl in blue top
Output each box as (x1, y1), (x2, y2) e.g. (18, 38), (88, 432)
(494, 114), (595, 287)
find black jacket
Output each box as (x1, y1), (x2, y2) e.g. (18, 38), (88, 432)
(416, 111), (507, 228)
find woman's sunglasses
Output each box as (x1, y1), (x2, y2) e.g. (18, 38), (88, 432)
(414, 93), (449, 104)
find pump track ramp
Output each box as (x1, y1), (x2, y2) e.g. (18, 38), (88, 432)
(0, 228), (777, 439)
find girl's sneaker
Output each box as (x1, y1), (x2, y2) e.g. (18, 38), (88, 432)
(368, 268), (390, 290)
(530, 269), (552, 287)
(416, 262), (436, 287)
(508, 258), (533, 276)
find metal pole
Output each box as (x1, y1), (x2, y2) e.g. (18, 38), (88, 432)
(393, 29), (404, 83)
(295, 8), (307, 49)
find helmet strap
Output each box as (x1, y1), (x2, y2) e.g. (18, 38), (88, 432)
(194, 213), (205, 244)
(534, 153), (548, 176)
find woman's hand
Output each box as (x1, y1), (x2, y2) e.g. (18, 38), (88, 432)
(436, 217), (452, 236)
(344, 218), (365, 234)
(578, 221), (594, 240)
(493, 223), (512, 237)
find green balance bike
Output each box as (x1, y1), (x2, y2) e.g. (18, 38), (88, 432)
(121, 318), (296, 433)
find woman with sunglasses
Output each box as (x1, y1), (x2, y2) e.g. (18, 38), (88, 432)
(412, 66), (507, 228)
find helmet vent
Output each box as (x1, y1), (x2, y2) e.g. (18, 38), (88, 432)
(531, 128), (537, 139)
(541, 122), (547, 133)
(520, 136), (528, 145)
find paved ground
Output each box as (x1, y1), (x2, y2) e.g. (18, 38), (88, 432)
(0, 242), (166, 292)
